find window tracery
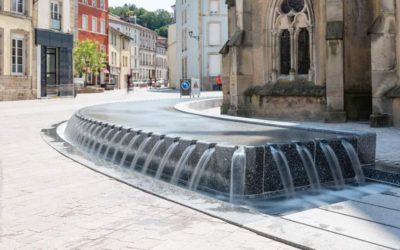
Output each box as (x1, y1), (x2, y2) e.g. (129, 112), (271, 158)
(269, 0), (314, 81)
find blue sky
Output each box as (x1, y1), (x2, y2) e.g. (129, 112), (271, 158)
(109, 0), (176, 11)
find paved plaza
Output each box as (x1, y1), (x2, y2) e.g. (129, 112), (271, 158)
(0, 89), (294, 249)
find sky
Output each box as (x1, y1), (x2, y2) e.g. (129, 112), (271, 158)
(109, 0), (176, 11)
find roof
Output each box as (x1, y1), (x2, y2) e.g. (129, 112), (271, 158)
(109, 26), (131, 40)
(108, 14), (157, 35)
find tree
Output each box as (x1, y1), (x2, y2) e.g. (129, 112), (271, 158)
(155, 26), (169, 38)
(74, 40), (106, 85)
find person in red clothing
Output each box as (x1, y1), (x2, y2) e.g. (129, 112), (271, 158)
(216, 75), (222, 91)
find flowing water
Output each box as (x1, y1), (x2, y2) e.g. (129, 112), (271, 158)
(142, 139), (165, 174)
(130, 137), (152, 169)
(103, 130), (123, 163)
(296, 144), (321, 193)
(119, 134), (141, 167)
(271, 146), (295, 198)
(188, 147), (216, 190)
(111, 132), (132, 163)
(230, 146), (247, 203)
(170, 144), (196, 184)
(320, 142), (345, 188)
(341, 140), (366, 184)
(155, 141), (179, 179)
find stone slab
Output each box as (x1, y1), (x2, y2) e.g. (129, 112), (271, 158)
(321, 200), (400, 228)
(354, 193), (400, 211)
(384, 188), (400, 197)
(284, 208), (400, 249)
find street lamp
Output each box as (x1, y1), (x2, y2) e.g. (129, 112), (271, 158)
(188, 31), (202, 90)
(188, 31), (200, 41)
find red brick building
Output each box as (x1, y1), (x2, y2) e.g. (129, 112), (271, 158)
(78, 0), (109, 84)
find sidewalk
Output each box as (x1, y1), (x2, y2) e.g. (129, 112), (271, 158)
(0, 89), (293, 249)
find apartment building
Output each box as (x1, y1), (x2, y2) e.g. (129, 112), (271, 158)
(108, 26), (130, 89)
(35, 0), (74, 97)
(138, 25), (157, 80)
(156, 37), (168, 83)
(77, 0), (108, 85)
(0, 0), (36, 101)
(108, 14), (140, 81)
(176, 0), (228, 90)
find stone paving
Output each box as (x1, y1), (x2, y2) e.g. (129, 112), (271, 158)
(0, 89), (294, 249)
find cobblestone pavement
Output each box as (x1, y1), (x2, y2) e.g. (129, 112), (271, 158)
(0, 89), (294, 249)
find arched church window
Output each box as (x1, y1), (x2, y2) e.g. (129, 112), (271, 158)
(298, 28), (310, 74)
(280, 30), (291, 75)
(269, 0), (314, 80)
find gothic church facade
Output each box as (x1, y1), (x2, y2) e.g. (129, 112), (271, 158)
(222, 0), (400, 127)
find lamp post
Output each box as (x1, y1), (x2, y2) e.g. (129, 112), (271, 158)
(188, 30), (202, 90)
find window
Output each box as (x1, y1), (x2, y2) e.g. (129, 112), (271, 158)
(82, 15), (88, 30)
(100, 0), (105, 9)
(12, 0), (24, 14)
(92, 0), (96, 8)
(51, 2), (61, 30)
(269, 0), (313, 79)
(208, 23), (221, 46)
(100, 19), (105, 34)
(209, 0), (219, 15)
(280, 30), (291, 75)
(92, 17), (97, 33)
(298, 28), (310, 74)
(51, 2), (60, 20)
(208, 54), (221, 76)
(11, 34), (24, 75)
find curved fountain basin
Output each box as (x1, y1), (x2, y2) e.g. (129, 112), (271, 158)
(64, 99), (376, 198)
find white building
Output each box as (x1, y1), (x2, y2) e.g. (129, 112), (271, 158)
(35, 0), (75, 97)
(176, 0), (228, 90)
(156, 37), (168, 83)
(138, 25), (157, 80)
(168, 23), (178, 88)
(109, 15), (140, 81)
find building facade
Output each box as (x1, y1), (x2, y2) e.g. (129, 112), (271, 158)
(222, 0), (400, 127)
(138, 25), (157, 80)
(176, 0), (228, 90)
(156, 37), (168, 83)
(0, 0), (36, 101)
(108, 26), (130, 89)
(77, 0), (108, 85)
(168, 23), (177, 88)
(108, 15), (140, 81)
(35, 0), (74, 97)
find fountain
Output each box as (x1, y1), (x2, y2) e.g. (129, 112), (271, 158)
(270, 146), (295, 198)
(319, 142), (345, 188)
(230, 146), (246, 203)
(188, 146), (216, 190)
(60, 99), (381, 203)
(155, 140), (179, 179)
(170, 143), (197, 184)
(296, 144), (321, 193)
(341, 139), (366, 184)
(142, 138), (165, 175)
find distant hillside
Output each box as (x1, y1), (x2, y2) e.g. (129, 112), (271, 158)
(109, 4), (174, 38)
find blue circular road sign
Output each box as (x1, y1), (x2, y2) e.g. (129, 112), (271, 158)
(181, 80), (191, 90)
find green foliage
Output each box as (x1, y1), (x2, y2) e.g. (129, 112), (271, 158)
(74, 40), (106, 77)
(155, 26), (169, 38)
(109, 4), (173, 38)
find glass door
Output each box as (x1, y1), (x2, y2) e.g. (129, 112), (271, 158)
(46, 48), (59, 96)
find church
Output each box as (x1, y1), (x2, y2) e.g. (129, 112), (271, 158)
(221, 0), (400, 127)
